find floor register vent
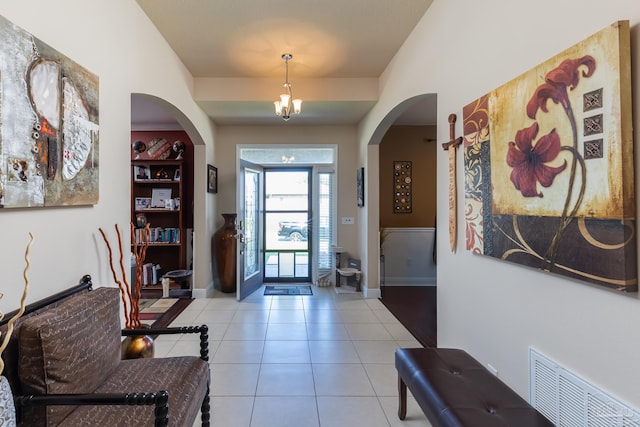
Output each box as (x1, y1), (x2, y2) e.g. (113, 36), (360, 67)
(530, 348), (640, 426)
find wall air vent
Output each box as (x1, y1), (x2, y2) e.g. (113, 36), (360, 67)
(530, 348), (640, 426)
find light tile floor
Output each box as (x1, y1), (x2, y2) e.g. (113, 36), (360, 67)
(156, 285), (431, 427)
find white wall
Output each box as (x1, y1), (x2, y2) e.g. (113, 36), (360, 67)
(382, 228), (436, 285)
(0, 1), (217, 311)
(361, 0), (640, 409)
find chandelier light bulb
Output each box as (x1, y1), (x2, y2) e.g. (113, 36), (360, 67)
(292, 99), (302, 114)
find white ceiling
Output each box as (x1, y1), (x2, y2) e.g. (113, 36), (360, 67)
(133, 0), (436, 127)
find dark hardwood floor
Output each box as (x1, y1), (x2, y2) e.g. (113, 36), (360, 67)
(380, 285), (436, 348)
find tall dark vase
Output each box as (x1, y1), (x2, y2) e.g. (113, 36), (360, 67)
(213, 213), (237, 293)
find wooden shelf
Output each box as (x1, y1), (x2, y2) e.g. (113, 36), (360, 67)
(133, 179), (180, 184)
(135, 209), (180, 213)
(132, 243), (182, 247)
(132, 159), (186, 286)
(141, 283), (183, 290)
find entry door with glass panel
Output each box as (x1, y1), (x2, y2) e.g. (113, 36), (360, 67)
(237, 160), (264, 300)
(264, 169), (311, 282)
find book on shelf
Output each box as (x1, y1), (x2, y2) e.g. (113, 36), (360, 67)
(134, 227), (180, 244)
(141, 263), (162, 286)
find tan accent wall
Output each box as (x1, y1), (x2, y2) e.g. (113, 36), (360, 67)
(379, 125), (437, 228)
(214, 125), (361, 259)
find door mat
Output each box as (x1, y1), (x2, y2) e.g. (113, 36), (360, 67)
(264, 285), (313, 296)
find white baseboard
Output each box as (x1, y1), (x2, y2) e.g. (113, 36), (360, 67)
(192, 281), (215, 298)
(383, 282), (437, 287)
(384, 276), (437, 285)
(362, 285), (381, 299)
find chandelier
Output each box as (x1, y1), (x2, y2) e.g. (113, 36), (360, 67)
(274, 53), (302, 121)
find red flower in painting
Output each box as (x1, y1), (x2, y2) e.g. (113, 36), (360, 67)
(507, 122), (567, 197)
(526, 55), (596, 119)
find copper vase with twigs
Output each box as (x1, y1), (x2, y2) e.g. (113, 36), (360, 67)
(99, 224), (154, 359)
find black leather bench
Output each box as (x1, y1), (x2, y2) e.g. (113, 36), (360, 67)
(395, 348), (554, 427)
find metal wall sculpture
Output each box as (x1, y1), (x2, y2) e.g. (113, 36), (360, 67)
(0, 14), (99, 208)
(393, 161), (412, 213)
(463, 21), (636, 292)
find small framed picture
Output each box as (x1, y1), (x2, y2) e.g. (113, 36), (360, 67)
(135, 165), (150, 180)
(135, 197), (151, 210)
(174, 168), (181, 181)
(151, 188), (172, 208)
(357, 167), (365, 207)
(207, 164), (218, 194)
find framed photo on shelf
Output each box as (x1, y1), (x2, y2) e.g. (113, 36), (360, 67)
(174, 168), (181, 181)
(135, 165), (150, 180)
(135, 197), (151, 210)
(207, 164), (218, 194)
(151, 188), (172, 208)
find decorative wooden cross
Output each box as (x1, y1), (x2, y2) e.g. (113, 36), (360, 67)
(441, 113), (463, 252)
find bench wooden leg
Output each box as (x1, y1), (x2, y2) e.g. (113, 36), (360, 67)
(201, 385), (211, 426)
(398, 375), (407, 420)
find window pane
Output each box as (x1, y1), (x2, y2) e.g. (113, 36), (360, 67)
(295, 252), (309, 276)
(241, 147), (334, 165)
(279, 252), (295, 277)
(265, 251), (278, 278)
(265, 171), (308, 211)
(265, 212), (308, 250)
(244, 169), (259, 279)
(318, 172), (333, 270)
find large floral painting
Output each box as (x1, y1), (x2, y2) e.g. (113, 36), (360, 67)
(0, 14), (99, 208)
(463, 21), (636, 292)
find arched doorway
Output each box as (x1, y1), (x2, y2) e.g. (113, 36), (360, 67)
(368, 93), (438, 347)
(130, 94), (209, 297)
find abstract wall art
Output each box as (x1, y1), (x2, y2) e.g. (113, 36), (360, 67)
(0, 14), (99, 208)
(463, 21), (636, 292)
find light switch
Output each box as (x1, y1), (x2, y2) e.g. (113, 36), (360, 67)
(341, 217), (354, 224)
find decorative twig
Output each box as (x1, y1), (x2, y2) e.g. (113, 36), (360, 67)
(0, 232), (34, 375)
(115, 224), (139, 328)
(99, 227), (132, 328)
(100, 223), (150, 329)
